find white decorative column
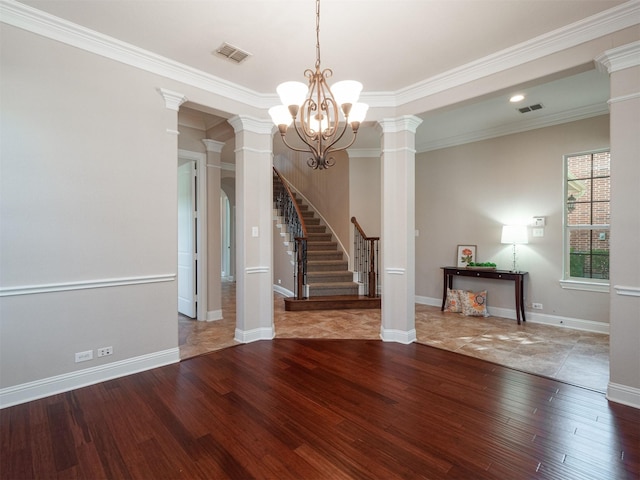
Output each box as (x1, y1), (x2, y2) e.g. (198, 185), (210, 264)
(202, 139), (225, 321)
(378, 116), (423, 343)
(596, 41), (640, 409)
(228, 116), (274, 343)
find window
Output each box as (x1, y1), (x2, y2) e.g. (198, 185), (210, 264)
(563, 150), (610, 288)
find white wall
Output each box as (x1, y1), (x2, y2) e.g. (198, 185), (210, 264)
(0, 25), (180, 402)
(415, 115), (611, 325)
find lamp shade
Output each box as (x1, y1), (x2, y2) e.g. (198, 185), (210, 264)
(276, 81), (308, 107)
(331, 80), (362, 106)
(268, 105), (293, 127)
(349, 102), (369, 123)
(501, 225), (528, 244)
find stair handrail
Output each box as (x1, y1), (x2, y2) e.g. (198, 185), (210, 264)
(273, 167), (308, 299)
(351, 217), (379, 298)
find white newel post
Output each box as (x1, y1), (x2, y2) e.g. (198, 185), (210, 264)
(596, 42), (640, 409)
(202, 139), (225, 321)
(378, 116), (423, 343)
(228, 116), (275, 343)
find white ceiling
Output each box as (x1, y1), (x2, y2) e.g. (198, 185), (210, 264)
(18, 0), (626, 150)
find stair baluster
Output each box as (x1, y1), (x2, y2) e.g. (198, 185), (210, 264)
(273, 168), (308, 299)
(351, 217), (379, 298)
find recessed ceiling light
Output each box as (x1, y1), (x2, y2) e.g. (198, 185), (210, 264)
(510, 94), (525, 103)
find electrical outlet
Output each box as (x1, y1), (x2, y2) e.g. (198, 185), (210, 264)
(97, 346), (113, 357)
(532, 303), (543, 310)
(75, 350), (93, 363)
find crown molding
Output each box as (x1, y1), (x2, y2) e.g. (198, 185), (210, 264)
(0, 0), (272, 109)
(395, 0), (640, 106)
(595, 40), (640, 73)
(416, 103), (609, 152)
(1, 0), (638, 111)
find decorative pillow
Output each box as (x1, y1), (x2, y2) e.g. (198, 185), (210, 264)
(444, 288), (463, 313)
(460, 290), (489, 317)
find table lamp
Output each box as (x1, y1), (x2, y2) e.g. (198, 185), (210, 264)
(501, 225), (528, 272)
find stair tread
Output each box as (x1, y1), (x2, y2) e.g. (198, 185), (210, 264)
(307, 260), (347, 264)
(308, 281), (358, 287)
(307, 271), (352, 275)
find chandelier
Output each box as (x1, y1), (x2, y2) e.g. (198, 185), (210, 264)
(269, 0), (368, 170)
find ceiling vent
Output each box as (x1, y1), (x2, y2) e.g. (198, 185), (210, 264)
(517, 103), (544, 114)
(215, 43), (251, 64)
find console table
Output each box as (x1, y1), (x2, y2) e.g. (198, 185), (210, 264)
(441, 267), (528, 324)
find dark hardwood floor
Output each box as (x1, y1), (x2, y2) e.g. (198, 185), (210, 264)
(2, 340), (638, 479)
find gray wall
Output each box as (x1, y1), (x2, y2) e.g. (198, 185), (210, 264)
(1, 25), (179, 390)
(416, 115), (610, 324)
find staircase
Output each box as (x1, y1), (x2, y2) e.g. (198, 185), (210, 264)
(273, 173), (380, 311)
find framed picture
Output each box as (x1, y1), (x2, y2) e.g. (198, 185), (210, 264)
(456, 245), (476, 267)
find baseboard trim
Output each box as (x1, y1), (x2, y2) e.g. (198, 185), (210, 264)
(607, 382), (640, 409)
(0, 348), (180, 409)
(206, 309), (223, 321)
(235, 327), (275, 344)
(273, 285), (294, 297)
(380, 328), (417, 344)
(415, 295), (441, 307)
(414, 296), (609, 334)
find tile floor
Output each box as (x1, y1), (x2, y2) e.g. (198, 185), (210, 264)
(179, 281), (610, 393)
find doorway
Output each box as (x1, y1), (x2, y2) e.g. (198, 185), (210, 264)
(177, 159), (197, 318)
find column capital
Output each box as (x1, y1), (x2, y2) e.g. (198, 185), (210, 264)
(595, 41), (640, 74)
(202, 139), (225, 153)
(377, 115), (423, 134)
(228, 115), (274, 135)
(156, 88), (187, 111)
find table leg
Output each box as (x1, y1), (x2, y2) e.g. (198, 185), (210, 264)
(519, 277), (526, 322)
(441, 272), (448, 310)
(515, 277), (525, 324)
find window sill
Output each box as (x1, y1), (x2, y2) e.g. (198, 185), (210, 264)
(559, 279), (610, 293)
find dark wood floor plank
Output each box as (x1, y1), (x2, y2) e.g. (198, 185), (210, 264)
(1, 339), (638, 480)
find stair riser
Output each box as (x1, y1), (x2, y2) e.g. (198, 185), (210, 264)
(306, 242), (338, 251)
(307, 273), (353, 283)
(307, 234), (332, 242)
(309, 286), (359, 297)
(307, 252), (343, 261)
(307, 262), (348, 272)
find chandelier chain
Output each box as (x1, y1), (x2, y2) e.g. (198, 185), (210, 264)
(315, 0), (321, 69)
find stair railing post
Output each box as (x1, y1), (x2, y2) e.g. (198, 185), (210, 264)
(295, 237), (307, 299)
(368, 238), (376, 298)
